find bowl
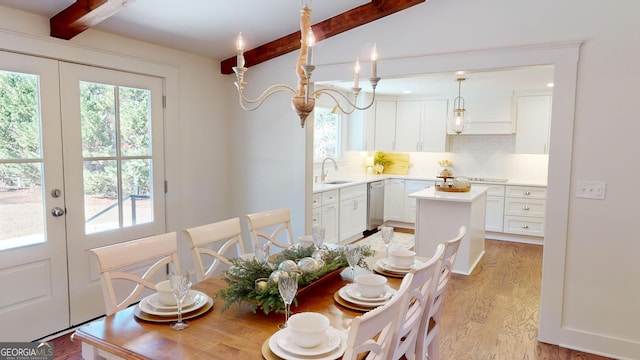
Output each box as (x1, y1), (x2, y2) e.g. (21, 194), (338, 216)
(287, 312), (330, 348)
(355, 273), (387, 298)
(298, 235), (314, 248)
(390, 248), (416, 268)
(155, 280), (176, 306)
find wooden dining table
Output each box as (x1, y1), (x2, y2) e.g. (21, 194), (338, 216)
(74, 266), (402, 360)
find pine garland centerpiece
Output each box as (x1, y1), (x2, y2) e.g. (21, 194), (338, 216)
(216, 244), (374, 314)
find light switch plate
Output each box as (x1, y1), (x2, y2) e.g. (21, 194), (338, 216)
(576, 180), (606, 199)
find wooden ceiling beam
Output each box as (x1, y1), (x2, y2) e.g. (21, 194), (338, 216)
(50, 0), (135, 40)
(220, 0), (425, 74)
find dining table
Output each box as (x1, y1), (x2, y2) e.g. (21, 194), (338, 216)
(73, 263), (404, 360)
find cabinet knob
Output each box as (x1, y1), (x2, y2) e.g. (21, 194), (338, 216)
(522, 206), (530, 211)
(523, 191), (531, 195)
(521, 224), (529, 229)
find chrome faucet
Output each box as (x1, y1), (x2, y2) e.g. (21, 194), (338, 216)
(320, 157), (338, 182)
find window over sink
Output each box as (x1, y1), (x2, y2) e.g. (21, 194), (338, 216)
(313, 107), (343, 162)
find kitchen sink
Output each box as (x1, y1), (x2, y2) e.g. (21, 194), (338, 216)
(323, 180), (355, 185)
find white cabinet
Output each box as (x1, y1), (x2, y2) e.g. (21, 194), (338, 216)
(503, 185), (546, 237)
(447, 94), (514, 135)
(374, 100), (397, 151)
(320, 190), (339, 244)
(483, 184), (505, 232)
(396, 100), (448, 152)
(347, 93), (376, 151)
(404, 180), (434, 222)
(339, 184), (367, 242)
(312, 193), (321, 229)
(384, 178), (405, 222)
(515, 95), (552, 154)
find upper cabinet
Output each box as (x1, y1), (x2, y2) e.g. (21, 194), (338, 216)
(515, 95), (552, 154)
(396, 100), (448, 152)
(373, 100), (397, 151)
(347, 93), (376, 151)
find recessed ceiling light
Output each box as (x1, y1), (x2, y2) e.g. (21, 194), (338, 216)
(547, 82), (554, 87)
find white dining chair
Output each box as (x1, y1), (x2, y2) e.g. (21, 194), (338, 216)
(184, 217), (247, 282)
(416, 226), (465, 360)
(391, 243), (446, 360)
(343, 271), (413, 360)
(246, 208), (295, 251)
(89, 232), (180, 316)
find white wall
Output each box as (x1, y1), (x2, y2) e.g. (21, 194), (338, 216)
(230, 0), (640, 358)
(0, 6), (233, 269)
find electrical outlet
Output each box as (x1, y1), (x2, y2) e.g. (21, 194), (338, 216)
(576, 180), (606, 199)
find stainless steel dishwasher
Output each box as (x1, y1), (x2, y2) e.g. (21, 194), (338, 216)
(367, 180), (385, 231)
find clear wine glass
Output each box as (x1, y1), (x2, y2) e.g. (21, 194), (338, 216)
(277, 271), (299, 329)
(312, 225), (325, 249)
(170, 272), (192, 330)
(255, 241), (270, 263)
(345, 244), (362, 281)
(380, 226), (394, 258)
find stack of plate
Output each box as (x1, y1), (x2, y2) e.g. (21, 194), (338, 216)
(374, 258), (424, 277)
(268, 326), (347, 360)
(135, 290), (213, 322)
(336, 283), (396, 310)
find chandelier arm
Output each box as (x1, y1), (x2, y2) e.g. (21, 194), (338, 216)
(313, 86), (378, 113)
(236, 84), (297, 111)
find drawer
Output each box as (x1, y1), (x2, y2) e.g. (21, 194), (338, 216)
(505, 185), (546, 199)
(321, 190), (339, 205)
(503, 215), (545, 236)
(312, 193), (321, 208)
(339, 184), (367, 200)
(485, 184), (505, 197)
(504, 198), (546, 218)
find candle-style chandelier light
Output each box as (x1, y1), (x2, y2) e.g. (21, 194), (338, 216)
(232, 2), (381, 128)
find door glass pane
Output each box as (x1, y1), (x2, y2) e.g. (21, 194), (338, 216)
(79, 82), (154, 234)
(0, 71), (45, 250)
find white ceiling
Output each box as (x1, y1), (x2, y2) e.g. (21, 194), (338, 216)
(0, 0), (370, 60)
(0, 0), (554, 96)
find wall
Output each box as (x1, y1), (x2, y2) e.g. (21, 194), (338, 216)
(0, 6), (233, 269)
(230, 0), (640, 358)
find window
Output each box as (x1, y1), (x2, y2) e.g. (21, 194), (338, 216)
(313, 107), (342, 161)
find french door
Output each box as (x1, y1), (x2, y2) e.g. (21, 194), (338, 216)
(0, 52), (165, 340)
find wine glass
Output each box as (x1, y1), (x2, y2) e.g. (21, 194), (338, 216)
(170, 272), (192, 330)
(380, 226), (394, 259)
(312, 225), (325, 249)
(255, 241), (270, 263)
(345, 244), (362, 281)
(277, 271), (299, 329)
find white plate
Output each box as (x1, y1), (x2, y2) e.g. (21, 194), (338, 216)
(270, 326), (347, 360)
(139, 290), (207, 316)
(381, 258), (422, 271)
(344, 283), (394, 302)
(276, 327), (341, 357)
(338, 285), (396, 307)
(144, 290), (199, 311)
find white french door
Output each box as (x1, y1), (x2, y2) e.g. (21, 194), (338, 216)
(0, 51), (166, 340)
(59, 62), (166, 325)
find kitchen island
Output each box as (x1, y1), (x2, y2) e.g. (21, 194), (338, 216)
(409, 186), (489, 275)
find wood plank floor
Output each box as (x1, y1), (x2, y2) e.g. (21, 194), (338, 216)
(48, 239), (613, 359)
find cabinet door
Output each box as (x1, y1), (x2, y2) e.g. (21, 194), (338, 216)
(515, 95), (552, 154)
(421, 100), (448, 152)
(395, 101), (422, 152)
(374, 100), (397, 151)
(339, 195), (367, 242)
(404, 180), (433, 222)
(321, 204), (339, 244)
(384, 179), (405, 222)
(485, 195), (505, 232)
(347, 94), (376, 151)
(312, 208), (321, 228)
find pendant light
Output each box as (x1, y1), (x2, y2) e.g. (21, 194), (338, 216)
(452, 78), (466, 134)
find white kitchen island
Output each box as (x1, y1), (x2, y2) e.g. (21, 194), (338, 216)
(409, 186), (489, 275)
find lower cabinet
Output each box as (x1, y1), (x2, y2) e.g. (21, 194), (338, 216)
(315, 184), (367, 245)
(320, 190), (339, 244)
(482, 184), (506, 232)
(384, 179), (405, 222)
(503, 185), (546, 237)
(404, 180), (434, 223)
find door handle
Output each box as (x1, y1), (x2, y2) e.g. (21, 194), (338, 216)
(51, 207), (65, 217)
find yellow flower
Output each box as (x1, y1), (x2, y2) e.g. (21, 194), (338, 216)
(438, 160), (452, 167)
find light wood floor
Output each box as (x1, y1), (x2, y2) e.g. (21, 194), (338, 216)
(49, 238), (613, 359)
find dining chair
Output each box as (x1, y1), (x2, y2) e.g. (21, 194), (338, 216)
(89, 232), (180, 315)
(391, 243), (446, 360)
(184, 217), (247, 282)
(343, 271), (413, 360)
(246, 208), (295, 251)
(416, 226), (466, 360)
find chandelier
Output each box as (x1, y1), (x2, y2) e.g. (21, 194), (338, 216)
(451, 77), (467, 134)
(232, 2), (381, 128)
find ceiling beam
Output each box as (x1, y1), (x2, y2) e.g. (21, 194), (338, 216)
(220, 0), (426, 74)
(50, 0), (135, 40)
